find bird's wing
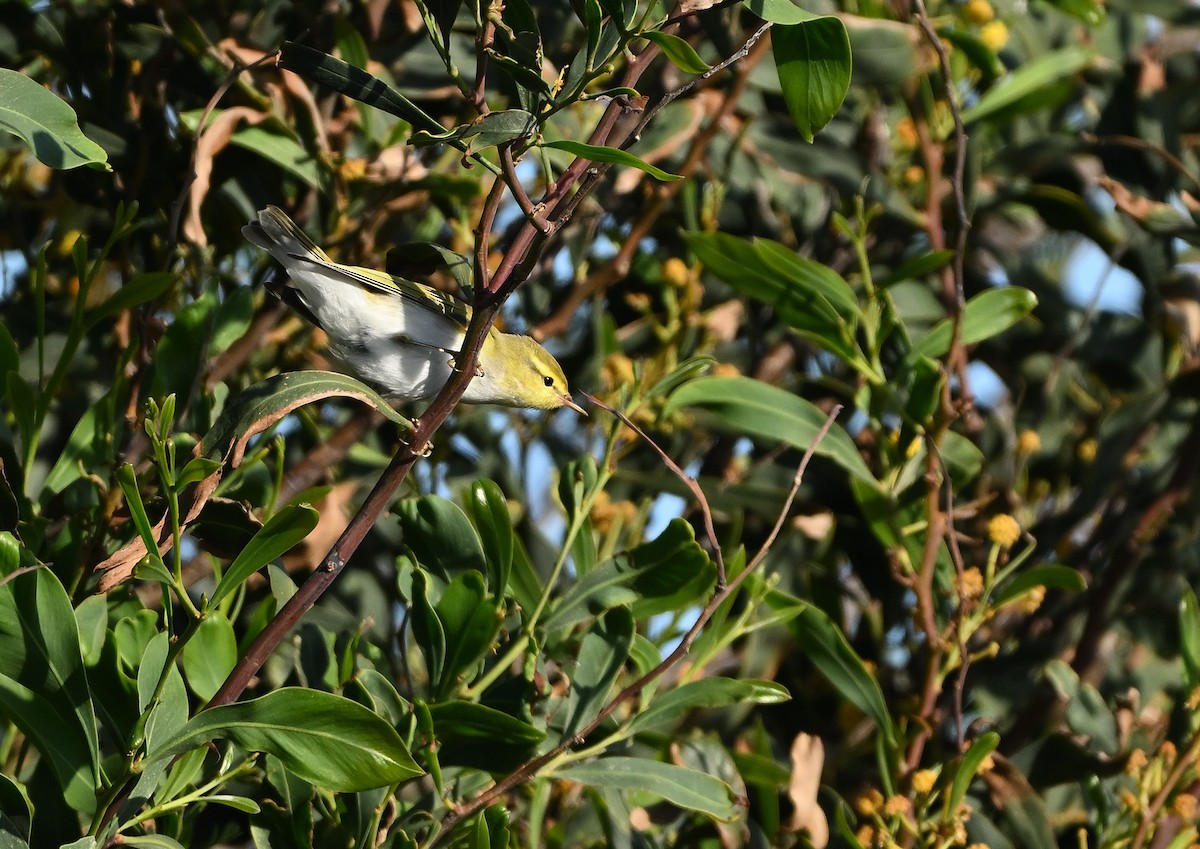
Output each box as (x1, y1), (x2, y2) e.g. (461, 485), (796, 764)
(286, 253), (472, 330)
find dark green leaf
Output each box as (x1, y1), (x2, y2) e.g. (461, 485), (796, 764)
(1182, 588), (1200, 689)
(209, 503), (319, 608)
(149, 688), (423, 792)
(908, 287), (1038, 362)
(0, 567), (100, 811)
(87, 272), (176, 328)
(564, 608), (633, 740)
(560, 757), (739, 821)
(771, 17), (852, 142)
(948, 731), (999, 814)
(468, 480), (514, 600)
(397, 495), (488, 581)
(181, 612), (238, 702)
(432, 572), (502, 700)
(543, 139), (682, 182)
(426, 700), (544, 771)
(962, 47), (1093, 125)
(0, 68), (110, 170)
(664, 376), (876, 485)
(782, 600), (897, 749)
(995, 566), (1086, 606)
(1045, 0), (1105, 26)
(200, 371), (411, 465)
(628, 679), (790, 734)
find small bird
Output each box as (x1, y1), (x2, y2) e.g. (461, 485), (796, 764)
(244, 206), (584, 413)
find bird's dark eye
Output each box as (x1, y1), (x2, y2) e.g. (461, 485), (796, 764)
(543, 376), (555, 387)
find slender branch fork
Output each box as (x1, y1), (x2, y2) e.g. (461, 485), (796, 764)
(432, 401), (844, 841)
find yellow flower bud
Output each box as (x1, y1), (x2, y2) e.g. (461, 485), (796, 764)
(1016, 429), (1041, 456)
(854, 788), (885, 817)
(958, 567), (985, 601)
(1077, 438), (1098, 463)
(980, 20), (1009, 51)
(986, 514), (1021, 549)
(911, 769), (938, 794)
(964, 0), (995, 24)
(661, 257), (691, 289)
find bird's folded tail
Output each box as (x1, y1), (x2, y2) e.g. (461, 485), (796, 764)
(242, 206), (332, 268)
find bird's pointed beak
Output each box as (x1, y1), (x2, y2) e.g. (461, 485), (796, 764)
(561, 395), (588, 416)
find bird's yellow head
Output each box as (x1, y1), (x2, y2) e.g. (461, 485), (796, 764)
(487, 333), (585, 413)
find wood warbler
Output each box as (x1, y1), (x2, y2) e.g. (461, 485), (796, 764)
(244, 206), (583, 413)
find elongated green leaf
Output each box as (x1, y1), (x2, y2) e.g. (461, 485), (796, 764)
(664, 376), (876, 485)
(642, 31), (711, 74)
(87, 272), (177, 328)
(0, 566), (100, 811)
(543, 139), (682, 182)
(909, 287), (1038, 362)
(432, 572), (503, 700)
(426, 700), (545, 771)
(948, 731), (999, 815)
(200, 371), (412, 466)
(279, 41), (443, 136)
(771, 16), (852, 142)
(468, 480), (515, 598)
(1182, 588), (1200, 689)
(564, 608), (634, 740)
(994, 566), (1086, 606)
(209, 503), (319, 607)
(397, 495), (488, 582)
(962, 47), (1093, 125)
(783, 601), (897, 747)
(545, 519), (715, 631)
(628, 679), (790, 734)
(747, 0), (821, 24)
(560, 757), (739, 821)
(149, 688), (423, 792)
(412, 109), (534, 151)
(0, 69), (110, 170)
(1047, 0), (1105, 26)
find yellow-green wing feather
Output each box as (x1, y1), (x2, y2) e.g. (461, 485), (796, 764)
(258, 206), (472, 328)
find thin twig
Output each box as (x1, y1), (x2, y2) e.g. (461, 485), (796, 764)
(585, 393), (728, 584)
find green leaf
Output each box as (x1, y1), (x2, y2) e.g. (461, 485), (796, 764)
(181, 612), (238, 702)
(1182, 588), (1200, 689)
(563, 607), (634, 740)
(746, 0), (821, 24)
(431, 572), (503, 700)
(468, 480), (514, 599)
(209, 503), (319, 608)
(397, 495), (488, 583)
(781, 600), (897, 749)
(148, 688), (423, 792)
(882, 249), (956, 288)
(1045, 0), (1105, 26)
(994, 566), (1086, 606)
(543, 139), (682, 182)
(0, 567), (101, 811)
(909, 287), (1038, 362)
(664, 376), (876, 485)
(771, 16), (852, 142)
(425, 700), (545, 771)
(628, 679), (790, 734)
(544, 519), (715, 631)
(948, 731), (999, 815)
(0, 69), (110, 170)
(278, 41), (443, 137)
(412, 109), (534, 151)
(560, 757), (739, 821)
(86, 272), (177, 328)
(642, 31), (710, 74)
(200, 371), (412, 466)
(962, 47), (1093, 125)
